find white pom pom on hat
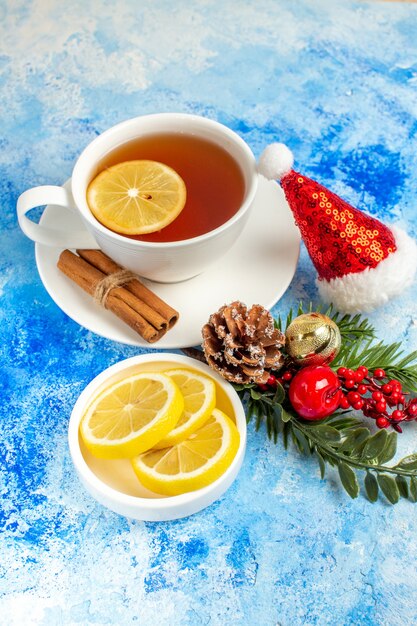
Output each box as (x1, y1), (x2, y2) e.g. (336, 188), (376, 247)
(258, 143), (294, 181)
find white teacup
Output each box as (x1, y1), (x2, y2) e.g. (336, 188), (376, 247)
(17, 113), (258, 283)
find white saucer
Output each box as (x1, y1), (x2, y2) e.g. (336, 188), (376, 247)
(35, 176), (300, 348)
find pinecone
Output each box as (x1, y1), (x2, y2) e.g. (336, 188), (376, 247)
(202, 301), (285, 384)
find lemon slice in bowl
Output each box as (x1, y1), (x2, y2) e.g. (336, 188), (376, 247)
(87, 160), (187, 234)
(80, 372), (184, 459)
(131, 408), (240, 496)
(153, 368), (216, 449)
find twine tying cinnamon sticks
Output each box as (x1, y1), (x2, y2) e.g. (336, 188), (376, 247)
(94, 270), (138, 306)
(57, 249), (179, 343)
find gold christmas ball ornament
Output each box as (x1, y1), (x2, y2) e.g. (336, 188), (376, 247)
(285, 313), (341, 367)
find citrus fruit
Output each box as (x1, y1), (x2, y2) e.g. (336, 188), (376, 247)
(87, 160), (187, 235)
(131, 408), (240, 496)
(80, 372), (184, 459)
(153, 369), (216, 449)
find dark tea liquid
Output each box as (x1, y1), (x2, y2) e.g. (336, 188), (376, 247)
(94, 132), (245, 242)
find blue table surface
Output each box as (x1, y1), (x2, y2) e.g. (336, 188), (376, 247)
(2, 1), (417, 624)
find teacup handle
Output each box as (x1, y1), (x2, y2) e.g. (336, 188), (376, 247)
(17, 185), (99, 249)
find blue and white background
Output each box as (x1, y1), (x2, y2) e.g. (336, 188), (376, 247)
(2, 1), (417, 624)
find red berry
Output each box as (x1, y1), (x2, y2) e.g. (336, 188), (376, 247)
(390, 392), (399, 403)
(375, 400), (387, 413)
(354, 370), (365, 382)
(376, 417), (390, 429)
(392, 410), (404, 421)
(344, 379), (356, 389)
(353, 400), (364, 410)
(372, 391), (383, 401)
(382, 383), (393, 395)
(267, 374), (277, 387)
(390, 380), (402, 392)
(398, 394), (405, 404)
(347, 391), (360, 405)
(258, 383), (268, 391)
(282, 371), (293, 381)
(288, 365), (342, 420)
(407, 404), (417, 416)
(345, 369), (355, 379)
(337, 367), (347, 377)
(357, 384), (368, 395)
(339, 396), (350, 410)
(374, 369), (385, 379)
(357, 366), (368, 377)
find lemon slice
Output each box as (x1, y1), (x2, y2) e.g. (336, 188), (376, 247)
(153, 369), (216, 449)
(87, 160), (187, 234)
(131, 408), (240, 496)
(80, 372), (184, 459)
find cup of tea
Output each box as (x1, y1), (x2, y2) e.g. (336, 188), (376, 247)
(17, 113), (258, 282)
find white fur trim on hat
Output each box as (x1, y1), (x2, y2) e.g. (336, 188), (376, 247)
(258, 143), (294, 181)
(317, 226), (417, 313)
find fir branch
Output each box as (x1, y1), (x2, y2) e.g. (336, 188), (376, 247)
(276, 302), (376, 344)
(332, 339), (417, 392)
(235, 384), (417, 504)
(237, 302), (417, 502)
(329, 310), (376, 344)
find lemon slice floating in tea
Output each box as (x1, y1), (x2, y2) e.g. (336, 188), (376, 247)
(87, 160), (187, 235)
(131, 408), (240, 496)
(80, 372), (184, 459)
(153, 368), (216, 449)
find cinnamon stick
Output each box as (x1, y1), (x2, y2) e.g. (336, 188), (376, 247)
(76, 249), (179, 329)
(57, 250), (166, 343)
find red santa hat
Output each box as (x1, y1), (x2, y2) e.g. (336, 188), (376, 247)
(258, 143), (417, 313)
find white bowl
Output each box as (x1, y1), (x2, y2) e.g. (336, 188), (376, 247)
(68, 353), (247, 521)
